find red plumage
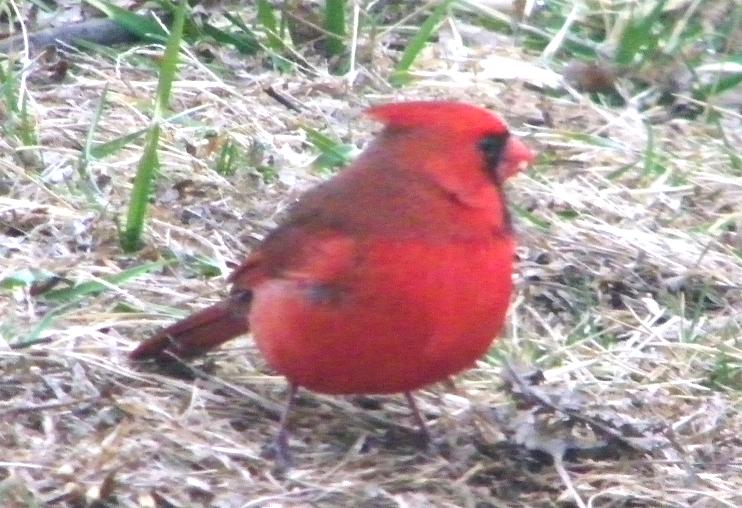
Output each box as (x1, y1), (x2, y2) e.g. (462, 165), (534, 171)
(130, 101), (534, 462)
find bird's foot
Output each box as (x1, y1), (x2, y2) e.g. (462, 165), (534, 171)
(264, 384), (298, 470)
(273, 432), (292, 471)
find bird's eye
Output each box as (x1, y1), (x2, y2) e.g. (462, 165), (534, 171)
(478, 133), (508, 172)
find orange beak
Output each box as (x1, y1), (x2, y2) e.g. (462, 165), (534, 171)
(498, 136), (534, 182)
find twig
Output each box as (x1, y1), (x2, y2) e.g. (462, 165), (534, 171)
(0, 17), (166, 55)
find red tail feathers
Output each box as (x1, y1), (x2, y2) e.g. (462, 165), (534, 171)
(129, 291), (252, 361)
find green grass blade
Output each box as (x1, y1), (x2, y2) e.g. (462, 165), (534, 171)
(256, 0), (293, 72)
(121, 0), (186, 252)
(302, 126), (355, 171)
(215, 138), (240, 176)
(324, 0), (346, 56)
(257, 0), (284, 52)
(202, 19), (259, 54)
(510, 203), (552, 231)
(18, 94), (38, 147)
(391, 0), (454, 86)
(77, 82), (109, 201)
(18, 303), (75, 349)
(153, 6), (186, 116)
(90, 107), (205, 160)
(13, 261), (168, 348)
(695, 58), (742, 100)
(90, 127), (149, 159)
(223, 11), (254, 35)
(0, 268), (54, 290)
(121, 124), (161, 252)
(714, 117), (742, 174)
(42, 261), (169, 303)
(614, 0), (668, 66)
(81, 82), (110, 164)
(84, 0), (168, 42)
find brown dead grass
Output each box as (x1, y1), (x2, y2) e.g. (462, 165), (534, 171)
(1, 4), (741, 508)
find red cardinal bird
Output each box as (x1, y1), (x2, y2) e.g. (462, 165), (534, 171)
(131, 101), (534, 463)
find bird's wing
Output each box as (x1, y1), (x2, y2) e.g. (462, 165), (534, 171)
(227, 225), (358, 291)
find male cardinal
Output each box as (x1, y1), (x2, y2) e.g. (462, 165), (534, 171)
(131, 101), (534, 463)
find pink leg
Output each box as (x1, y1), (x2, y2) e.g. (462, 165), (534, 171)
(404, 391), (433, 444)
(274, 384), (299, 468)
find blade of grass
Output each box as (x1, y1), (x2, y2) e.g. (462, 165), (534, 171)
(29, 0), (55, 12)
(302, 126), (355, 171)
(121, 124), (161, 252)
(215, 138), (239, 176)
(13, 261), (170, 348)
(510, 203), (552, 231)
(17, 303), (76, 349)
(70, 38), (125, 59)
(90, 106), (208, 160)
(80, 82), (109, 167)
(559, 131), (628, 151)
(257, 0), (293, 72)
(202, 20), (259, 54)
(390, 0), (454, 86)
(0, 268), (55, 290)
(41, 261), (169, 303)
(324, 0), (346, 57)
(462, 0), (599, 55)
(90, 127), (150, 159)
(606, 160), (641, 180)
(18, 93), (38, 147)
(1, 55), (42, 168)
(223, 11), (259, 39)
(257, 1), (282, 51)
(84, 0), (169, 42)
(714, 117), (742, 174)
(614, 0), (668, 66)
(643, 120), (657, 177)
(695, 60), (742, 101)
(77, 82), (111, 203)
(120, 0), (186, 252)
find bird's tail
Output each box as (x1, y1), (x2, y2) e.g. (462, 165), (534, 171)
(129, 291), (252, 361)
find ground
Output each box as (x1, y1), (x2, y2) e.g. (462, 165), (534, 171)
(1, 2), (741, 507)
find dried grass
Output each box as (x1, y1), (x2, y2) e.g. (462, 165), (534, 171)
(1, 8), (741, 508)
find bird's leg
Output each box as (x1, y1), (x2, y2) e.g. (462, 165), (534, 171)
(273, 383), (299, 468)
(404, 391), (433, 445)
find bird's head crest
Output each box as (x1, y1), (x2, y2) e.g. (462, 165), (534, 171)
(366, 101), (508, 135)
